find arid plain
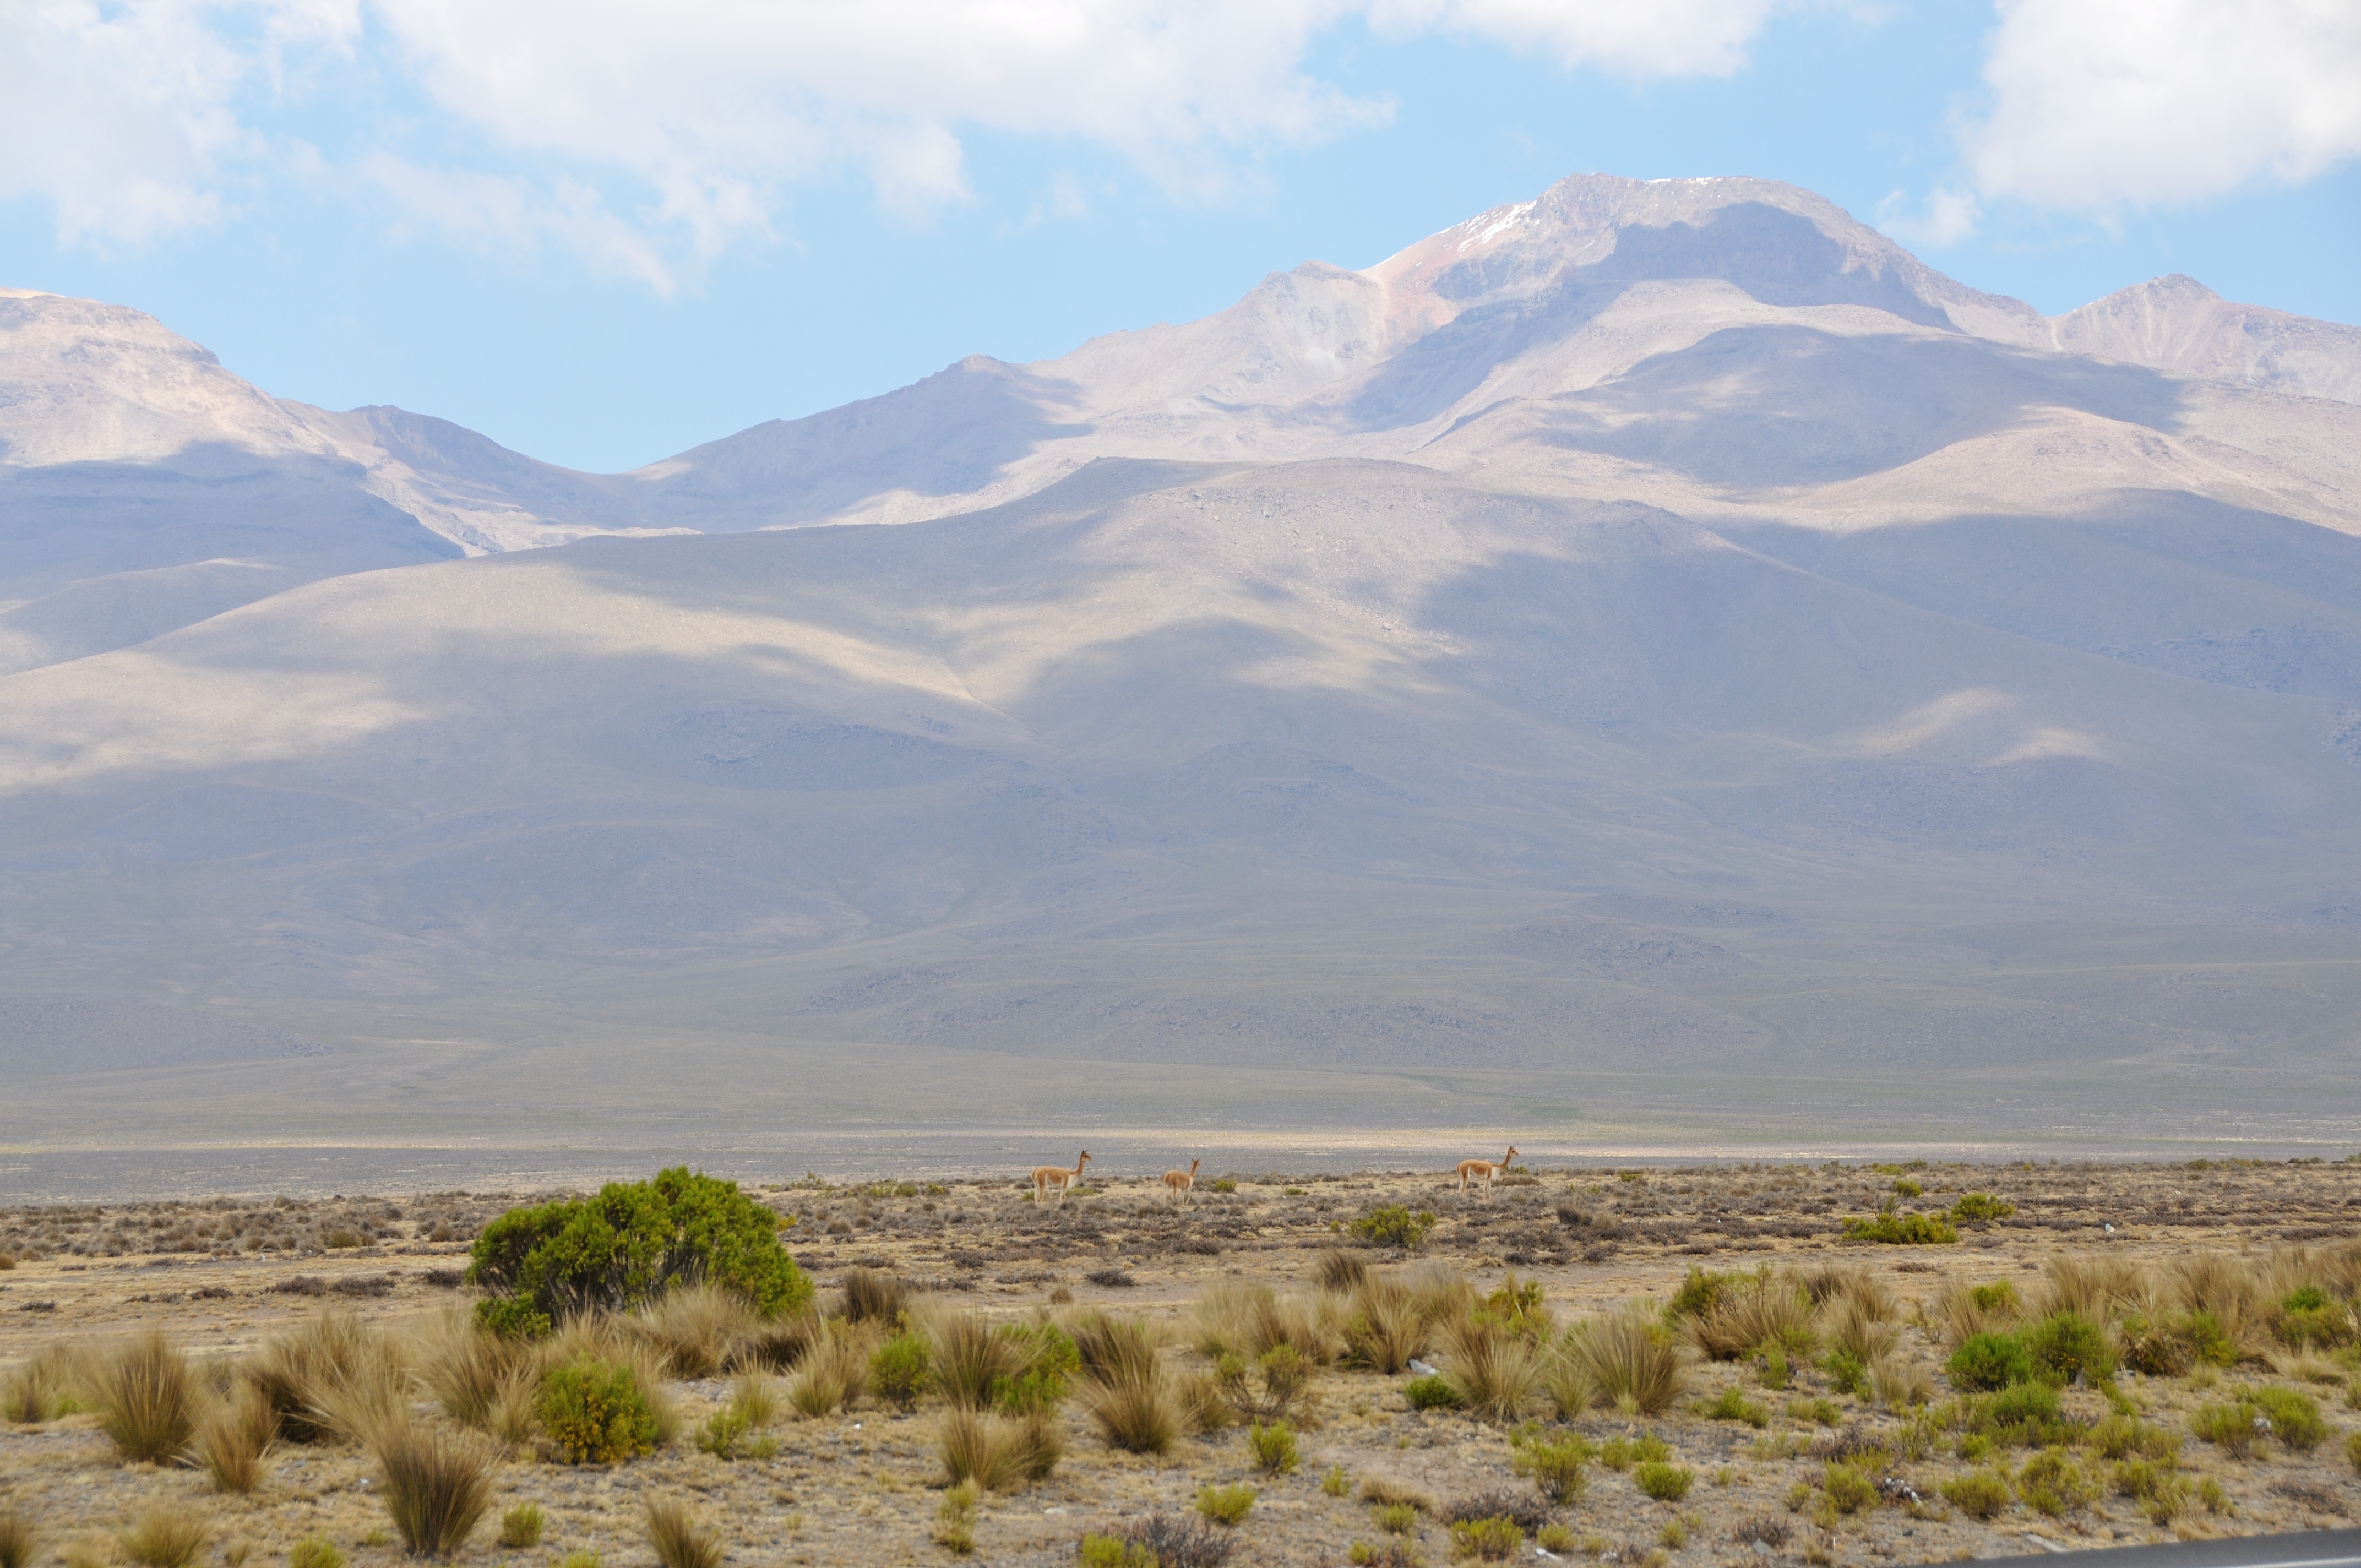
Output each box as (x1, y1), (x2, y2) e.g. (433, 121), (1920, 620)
(4, 1158), (2360, 1567)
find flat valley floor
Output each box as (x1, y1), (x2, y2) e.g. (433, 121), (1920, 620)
(4, 1158), (2361, 1567)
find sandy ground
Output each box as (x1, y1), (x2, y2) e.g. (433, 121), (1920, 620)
(3, 1158), (2360, 1566)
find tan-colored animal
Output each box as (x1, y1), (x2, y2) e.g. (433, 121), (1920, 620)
(1033, 1150), (1091, 1204)
(1162, 1157), (1201, 1204)
(1456, 1145), (1517, 1201)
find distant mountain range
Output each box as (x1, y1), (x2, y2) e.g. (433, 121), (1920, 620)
(6, 173), (2360, 1168)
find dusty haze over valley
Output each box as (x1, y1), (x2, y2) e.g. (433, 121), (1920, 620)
(6, 174), (2361, 1196)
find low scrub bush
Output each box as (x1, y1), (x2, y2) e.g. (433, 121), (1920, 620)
(1819, 1463), (1876, 1515)
(1196, 1484), (1256, 1526)
(1508, 1425), (1593, 1503)
(1635, 1460), (1694, 1501)
(1086, 1515), (1236, 1568)
(869, 1329), (932, 1412)
(2022, 1311), (2114, 1383)
(1402, 1373), (1460, 1410)
(644, 1500), (722, 1568)
(469, 1168), (810, 1334)
(1371, 1502), (1419, 1535)
(1946, 1332), (2032, 1392)
(1949, 1194), (2016, 1227)
(935, 1479), (980, 1556)
(94, 1332), (200, 1464)
(1701, 1386), (1770, 1428)
(287, 1538), (344, 1568)
(2251, 1386), (2328, 1451)
(1842, 1207), (1958, 1245)
(1246, 1420), (1299, 1474)
(2017, 1450), (2101, 1517)
(1352, 1207), (1437, 1250)
(1442, 1490), (1551, 1531)
(1941, 1468), (2013, 1520)
(541, 1357), (661, 1464)
(498, 1504), (545, 1549)
(1449, 1517), (1524, 1561)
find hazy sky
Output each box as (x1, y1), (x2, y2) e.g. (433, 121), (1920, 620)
(4, 1), (2355, 472)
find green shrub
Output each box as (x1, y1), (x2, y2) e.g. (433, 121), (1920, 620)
(1820, 1463), (1876, 1515)
(1947, 1332), (2032, 1392)
(498, 1504), (545, 1549)
(1950, 1194), (2016, 1227)
(287, 1539), (344, 1568)
(1403, 1374), (1461, 1410)
(1634, 1461), (1693, 1501)
(1822, 1349), (1868, 1398)
(540, 1358), (660, 1464)
(2250, 1387), (2327, 1451)
(1666, 1267), (1746, 1322)
(1078, 1534), (1157, 1568)
(1941, 1469), (2012, 1520)
(2023, 1313), (2113, 1383)
(2087, 1414), (2178, 1462)
(871, 1331), (933, 1413)
(469, 1168), (810, 1333)
(1247, 1420), (1299, 1474)
(1323, 1464), (1350, 1497)
(1196, 1484), (1256, 1525)
(2190, 1400), (2265, 1457)
(1600, 1433), (1668, 1470)
(1841, 1207), (1958, 1245)
(1353, 1207), (1437, 1250)
(990, 1323), (1080, 1414)
(1450, 1517), (1525, 1560)
(2017, 1450), (2100, 1516)
(1701, 1386), (1770, 1428)
(2347, 1431), (2361, 1472)
(1509, 1427), (1594, 1502)
(2113, 1460), (2190, 1525)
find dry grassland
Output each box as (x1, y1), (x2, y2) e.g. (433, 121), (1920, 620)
(3, 1158), (2360, 1567)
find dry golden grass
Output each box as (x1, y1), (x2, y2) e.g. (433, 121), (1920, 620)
(93, 1331), (200, 1464)
(244, 1311), (406, 1446)
(1340, 1273), (1432, 1373)
(786, 1319), (872, 1418)
(928, 1311), (1025, 1410)
(937, 1407), (1030, 1490)
(1683, 1272), (1816, 1361)
(632, 1284), (758, 1379)
(117, 1503), (208, 1568)
(0, 1506), (42, 1568)
(1075, 1314), (1179, 1454)
(1441, 1316), (1542, 1422)
(193, 1382), (276, 1493)
(644, 1498), (723, 1568)
(1565, 1306), (1683, 1415)
(369, 1416), (497, 1556)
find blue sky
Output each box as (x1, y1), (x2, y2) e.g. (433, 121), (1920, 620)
(3, 1), (2355, 473)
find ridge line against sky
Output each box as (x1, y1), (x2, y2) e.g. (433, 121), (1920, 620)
(2, 0), (2358, 472)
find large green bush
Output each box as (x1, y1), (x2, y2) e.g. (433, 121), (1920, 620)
(1947, 1332), (2033, 1392)
(2022, 1311), (2114, 1383)
(467, 1167), (809, 1335)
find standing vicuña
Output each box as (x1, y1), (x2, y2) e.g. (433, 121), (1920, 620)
(1162, 1158), (1200, 1205)
(1456, 1145), (1517, 1201)
(1033, 1151), (1090, 1204)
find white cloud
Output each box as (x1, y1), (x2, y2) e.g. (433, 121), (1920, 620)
(1366, 0), (1781, 77)
(3, 0), (1791, 275)
(1966, 0), (2361, 210)
(1876, 184), (1979, 248)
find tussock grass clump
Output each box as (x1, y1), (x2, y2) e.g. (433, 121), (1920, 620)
(117, 1504), (209, 1568)
(840, 1266), (911, 1326)
(1074, 1313), (1180, 1454)
(1441, 1316), (1542, 1422)
(0, 1506), (44, 1568)
(415, 1309), (539, 1435)
(1680, 1271), (1815, 1362)
(786, 1319), (873, 1417)
(193, 1383), (276, 1493)
(94, 1331), (201, 1464)
(246, 1311), (406, 1445)
(1358, 1475), (1437, 1513)
(937, 1407), (1058, 1490)
(1190, 1282), (1340, 1366)
(931, 1312), (1025, 1409)
(3, 1344), (86, 1425)
(1341, 1274), (1433, 1374)
(1316, 1249), (1368, 1293)
(371, 1418), (497, 1556)
(644, 1499), (723, 1568)
(632, 1283), (757, 1380)
(1868, 1354), (1934, 1410)
(1934, 1280), (2023, 1352)
(1565, 1307), (1683, 1415)
(287, 1537), (344, 1568)
(498, 1503), (545, 1549)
